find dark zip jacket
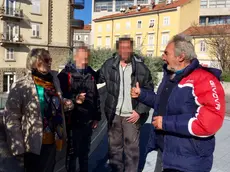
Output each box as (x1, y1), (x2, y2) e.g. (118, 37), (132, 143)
(97, 53), (154, 125)
(58, 62), (101, 124)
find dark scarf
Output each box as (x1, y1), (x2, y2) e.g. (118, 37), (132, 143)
(32, 69), (53, 82)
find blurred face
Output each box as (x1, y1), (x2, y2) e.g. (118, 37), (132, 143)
(118, 40), (133, 62)
(162, 42), (182, 72)
(75, 48), (89, 69)
(36, 55), (52, 74)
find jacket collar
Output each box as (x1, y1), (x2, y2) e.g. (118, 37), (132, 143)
(163, 58), (200, 77)
(112, 53), (143, 74)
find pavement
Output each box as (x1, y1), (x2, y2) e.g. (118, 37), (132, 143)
(89, 106), (230, 172)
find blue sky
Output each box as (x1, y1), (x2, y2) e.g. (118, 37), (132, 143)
(74, 0), (92, 24)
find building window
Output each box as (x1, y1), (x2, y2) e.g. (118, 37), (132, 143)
(3, 72), (16, 93)
(136, 35), (142, 48)
(126, 21), (131, 29)
(5, 48), (14, 61)
(200, 17), (206, 25)
(85, 35), (88, 43)
(75, 35), (81, 41)
(147, 51), (154, 57)
(161, 33), (170, 48)
(200, 40), (206, 52)
(106, 24), (111, 32)
(137, 0), (149, 4)
(98, 25), (102, 32)
(208, 16), (230, 25)
(4, 22), (20, 41)
(97, 37), (102, 48)
(32, 0), (40, 14)
(148, 33), (154, 46)
(137, 20), (142, 29)
(200, 0), (208, 8)
(95, 1), (113, 12)
(149, 19), (155, 28)
(105, 36), (111, 48)
(31, 23), (40, 37)
(163, 17), (170, 26)
(115, 23), (120, 30)
(115, 1), (134, 12)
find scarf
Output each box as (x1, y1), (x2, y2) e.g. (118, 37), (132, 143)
(32, 70), (64, 149)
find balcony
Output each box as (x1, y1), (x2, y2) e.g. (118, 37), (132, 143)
(0, 33), (24, 45)
(0, 7), (23, 20)
(71, 19), (84, 29)
(71, 0), (84, 9)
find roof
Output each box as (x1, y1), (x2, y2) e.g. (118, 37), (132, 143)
(83, 25), (91, 30)
(94, 0), (191, 22)
(74, 24), (91, 31)
(183, 25), (230, 37)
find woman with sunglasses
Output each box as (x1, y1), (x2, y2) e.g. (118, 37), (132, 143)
(4, 48), (71, 172)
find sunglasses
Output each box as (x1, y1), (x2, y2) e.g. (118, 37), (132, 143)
(42, 57), (52, 63)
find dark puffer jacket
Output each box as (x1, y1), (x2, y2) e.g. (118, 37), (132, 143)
(58, 63), (101, 124)
(97, 53), (154, 125)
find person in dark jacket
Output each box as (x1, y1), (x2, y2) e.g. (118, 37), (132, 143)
(97, 37), (154, 172)
(58, 46), (101, 172)
(131, 34), (226, 172)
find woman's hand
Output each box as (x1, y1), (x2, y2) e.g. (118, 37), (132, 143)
(76, 93), (86, 104)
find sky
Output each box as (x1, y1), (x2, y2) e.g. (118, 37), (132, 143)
(74, 0), (92, 25)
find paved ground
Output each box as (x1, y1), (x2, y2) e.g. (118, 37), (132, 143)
(90, 110), (230, 172)
(142, 116), (230, 172)
(225, 94), (230, 117)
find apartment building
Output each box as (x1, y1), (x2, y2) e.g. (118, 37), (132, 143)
(73, 24), (91, 47)
(200, 0), (230, 25)
(93, 0), (200, 57)
(183, 24), (230, 68)
(0, 0), (83, 93)
(91, 0), (162, 46)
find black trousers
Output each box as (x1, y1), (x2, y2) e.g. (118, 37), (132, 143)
(24, 144), (56, 172)
(108, 115), (140, 172)
(66, 123), (92, 172)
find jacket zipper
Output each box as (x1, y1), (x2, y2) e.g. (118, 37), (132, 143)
(119, 66), (126, 116)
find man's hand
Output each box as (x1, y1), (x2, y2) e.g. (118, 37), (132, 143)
(152, 116), (163, 130)
(127, 110), (140, 123)
(76, 93), (86, 104)
(131, 82), (141, 98)
(92, 120), (98, 129)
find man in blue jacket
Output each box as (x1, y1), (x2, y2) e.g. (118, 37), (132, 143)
(131, 34), (225, 172)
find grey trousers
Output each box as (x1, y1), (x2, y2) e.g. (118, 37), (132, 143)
(108, 115), (140, 172)
(154, 149), (163, 172)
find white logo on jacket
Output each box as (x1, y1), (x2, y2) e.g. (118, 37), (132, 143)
(209, 80), (221, 110)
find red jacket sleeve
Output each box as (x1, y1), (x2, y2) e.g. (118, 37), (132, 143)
(188, 73), (225, 137)
(163, 70), (226, 137)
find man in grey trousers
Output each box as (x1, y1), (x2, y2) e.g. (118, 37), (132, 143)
(97, 37), (154, 172)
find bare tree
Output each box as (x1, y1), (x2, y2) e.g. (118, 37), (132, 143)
(185, 25), (230, 72)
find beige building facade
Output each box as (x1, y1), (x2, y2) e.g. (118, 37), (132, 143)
(0, 0), (71, 93)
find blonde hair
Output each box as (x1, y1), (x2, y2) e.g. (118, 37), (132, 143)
(26, 48), (50, 70)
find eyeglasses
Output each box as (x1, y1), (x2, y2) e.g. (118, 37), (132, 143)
(42, 57), (52, 64)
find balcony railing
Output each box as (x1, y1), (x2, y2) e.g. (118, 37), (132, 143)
(0, 7), (23, 19)
(71, 19), (84, 29)
(0, 33), (23, 44)
(71, 0), (84, 9)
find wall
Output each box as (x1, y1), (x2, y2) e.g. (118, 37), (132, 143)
(50, 0), (69, 47)
(179, 0), (200, 32)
